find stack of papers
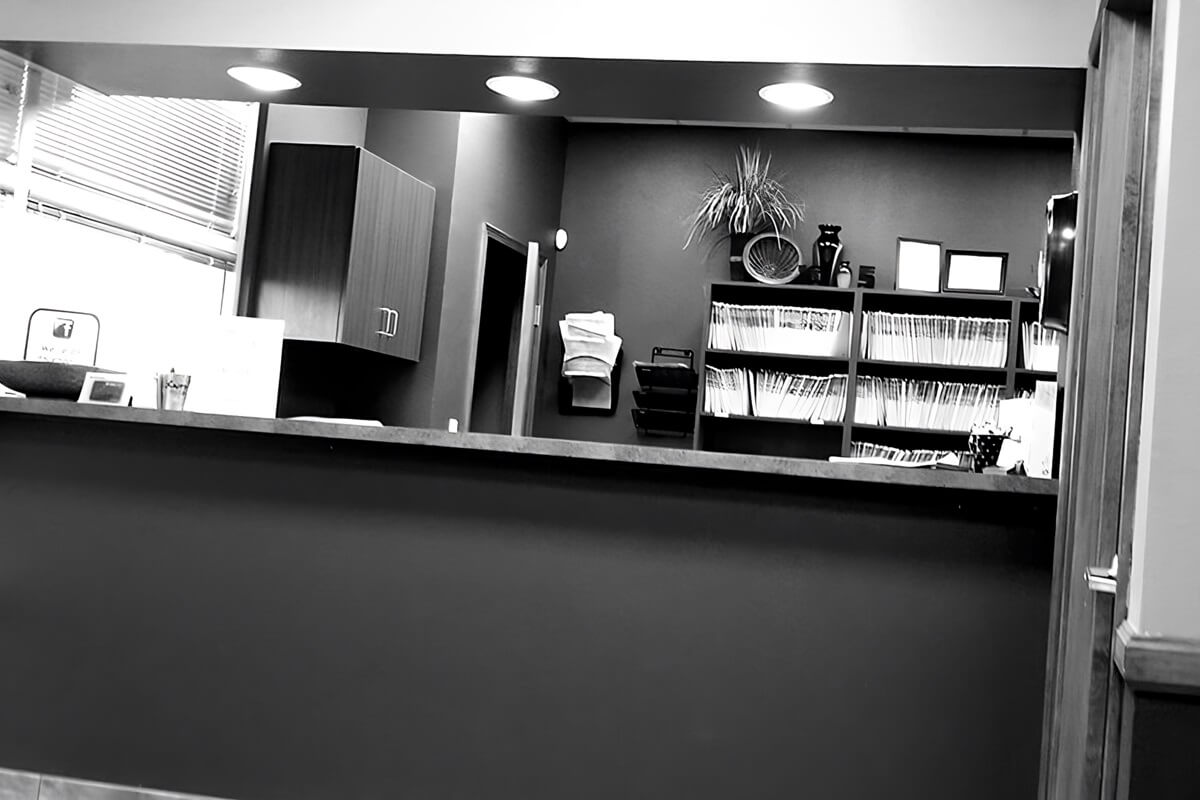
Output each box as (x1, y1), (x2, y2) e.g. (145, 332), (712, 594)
(854, 377), (1002, 431)
(560, 311), (622, 410)
(708, 302), (849, 356)
(861, 311), (1009, 367)
(703, 366), (751, 416)
(705, 366), (848, 423)
(833, 441), (965, 468)
(1020, 322), (1062, 371)
(751, 370), (847, 422)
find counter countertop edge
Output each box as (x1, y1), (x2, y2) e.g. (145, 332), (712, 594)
(0, 398), (1059, 496)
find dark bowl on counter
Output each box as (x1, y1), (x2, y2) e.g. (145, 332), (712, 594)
(0, 360), (120, 400)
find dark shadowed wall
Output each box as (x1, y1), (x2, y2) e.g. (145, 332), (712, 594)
(362, 109), (462, 428)
(270, 108), (462, 429)
(0, 412), (1054, 800)
(430, 113), (567, 431)
(272, 110), (567, 431)
(534, 124), (1073, 445)
(1127, 691), (1200, 798)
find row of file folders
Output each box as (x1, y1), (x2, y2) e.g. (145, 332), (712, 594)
(708, 303), (850, 356)
(704, 367), (1004, 431)
(860, 312), (1008, 367)
(704, 367), (848, 422)
(708, 302), (1063, 370)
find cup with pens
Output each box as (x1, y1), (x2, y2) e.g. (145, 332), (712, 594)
(156, 368), (191, 411)
(968, 422), (1011, 473)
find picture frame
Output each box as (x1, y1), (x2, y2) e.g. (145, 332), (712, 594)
(78, 371), (133, 406)
(895, 237), (943, 293)
(943, 249), (1008, 295)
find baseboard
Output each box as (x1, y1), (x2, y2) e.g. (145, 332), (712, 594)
(1115, 620), (1200, 695)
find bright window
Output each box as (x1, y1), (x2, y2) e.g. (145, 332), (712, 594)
(0, 48), (257, 272)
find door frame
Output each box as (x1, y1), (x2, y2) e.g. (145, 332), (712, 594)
(1038, 3), (1159, 798)
(462, 223), (541, 436)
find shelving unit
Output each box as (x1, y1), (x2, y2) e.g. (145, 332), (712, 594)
(694, 281), (1060, 460)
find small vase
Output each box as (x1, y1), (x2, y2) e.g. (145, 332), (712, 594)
(835, 262), (853, 288)
(812, 224), (844, 286)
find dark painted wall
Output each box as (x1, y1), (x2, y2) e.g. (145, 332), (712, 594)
(0, 412), (1054, 800)
(268, 108), (461, 429)
(430, 113), (567, 431)
(362, 109), (462, 428)
(1128, 692), (1200, 798)
(534, 125), (1074, 445)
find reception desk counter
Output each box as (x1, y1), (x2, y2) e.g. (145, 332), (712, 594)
(0, 399), (1056, 800)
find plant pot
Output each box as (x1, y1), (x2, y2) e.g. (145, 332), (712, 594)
(728, 231), (755, 281)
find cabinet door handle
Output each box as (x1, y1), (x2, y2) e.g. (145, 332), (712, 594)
(388, 308), (399, 336)
(377, 307), (394, 337)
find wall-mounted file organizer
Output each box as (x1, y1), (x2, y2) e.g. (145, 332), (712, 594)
(631, 347), (698, 436)
(557, 347), (622, 416)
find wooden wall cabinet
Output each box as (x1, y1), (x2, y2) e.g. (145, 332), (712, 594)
(248, 143), (435, 361)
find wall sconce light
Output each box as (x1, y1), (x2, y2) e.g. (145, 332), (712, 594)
(555, 228), (569, 251)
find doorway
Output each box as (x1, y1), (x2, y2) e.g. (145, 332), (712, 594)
(468, 229), (533, 435)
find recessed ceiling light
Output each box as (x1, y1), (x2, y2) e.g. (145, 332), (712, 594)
(486, 75), (560, 102)
(759, 82), (834, 110)
(227, 66), (302, 92)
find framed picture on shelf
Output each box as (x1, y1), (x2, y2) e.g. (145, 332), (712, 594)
(77, 371), (134, 406)
(943, 250), (1008, 294)
(895, 237), (943, 293)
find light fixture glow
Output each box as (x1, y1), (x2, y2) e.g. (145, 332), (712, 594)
(555, 228), (569, 251)
(486, 75), (559, 102)
(227, 66), (302, 92)
(758, 82), (834, 110)
(1061, 226), (1076, 240)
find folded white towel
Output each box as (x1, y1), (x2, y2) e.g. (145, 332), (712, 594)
(561, 314), (622, 382)
(560, 313), (622, 394)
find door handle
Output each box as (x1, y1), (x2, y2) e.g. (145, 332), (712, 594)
(1084, 554), (1118, 595)
(388, 308), (399, 336)
(377, 307), (394, 337)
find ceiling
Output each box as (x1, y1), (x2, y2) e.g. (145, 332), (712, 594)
(0, 43), (1086, 136)
(2, 0), (1097, 68)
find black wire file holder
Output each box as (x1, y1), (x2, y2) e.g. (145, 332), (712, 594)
(631, 347), (698, 437)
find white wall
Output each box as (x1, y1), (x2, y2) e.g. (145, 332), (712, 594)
(264, 104), (367, 147)
(1, 0), (1096, 67)
(0, 211), (227, 405)
(1128, 0), (1200, 638)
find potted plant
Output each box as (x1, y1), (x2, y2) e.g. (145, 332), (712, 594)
(683, 144), (805, 280)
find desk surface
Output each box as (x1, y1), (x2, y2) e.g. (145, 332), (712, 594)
(0, 397), (1057, 496)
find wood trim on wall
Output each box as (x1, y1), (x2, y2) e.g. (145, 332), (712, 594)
(1115, 621), (1200, 696)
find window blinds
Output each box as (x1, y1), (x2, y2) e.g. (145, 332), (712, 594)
(0, 55), (25, 165)
(0, 49), (255, 268)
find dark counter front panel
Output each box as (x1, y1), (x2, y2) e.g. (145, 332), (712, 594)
(0, 412), (1054, 800)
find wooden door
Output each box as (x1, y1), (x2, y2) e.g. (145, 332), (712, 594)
(379, 164), (435, 361)
(1039, 5), (1158, 798)
(510, 241), (542, 436)
(340, 149), (398, 353)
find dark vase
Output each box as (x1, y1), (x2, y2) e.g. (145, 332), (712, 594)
(728, 230), (755, 281)
(812, 224), (844, 285)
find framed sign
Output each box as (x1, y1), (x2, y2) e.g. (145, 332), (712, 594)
(943, 250), (1008, 294)
(895, 238), (943, 293)
(24, 309), (101, 365)
(78, 371), (133, 406)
